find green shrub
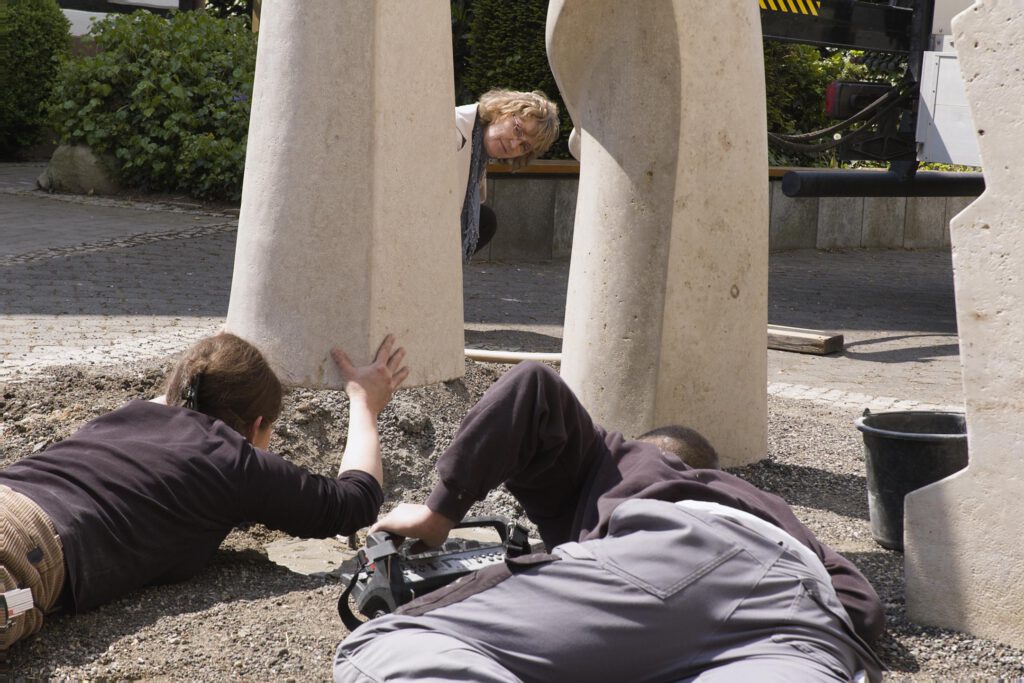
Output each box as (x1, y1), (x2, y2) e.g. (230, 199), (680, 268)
(0, 0), (70, 157)
(764, 42), (874, 166)
(451, 0), (474, 104)
(49, 10), (256, 200)
(204, 0), (252, 25)
(462, 0), (572, 159)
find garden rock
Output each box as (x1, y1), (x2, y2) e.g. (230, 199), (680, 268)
(37, 145), (120, 196)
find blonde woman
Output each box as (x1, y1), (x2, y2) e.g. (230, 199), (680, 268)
(455, 89), (560, 261)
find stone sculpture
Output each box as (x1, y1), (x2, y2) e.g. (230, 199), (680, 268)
(904, 0), (1024, 649)
(546, 0), (769, 465)
(226, 1), (464, 388)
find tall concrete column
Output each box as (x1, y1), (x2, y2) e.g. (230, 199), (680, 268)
(904, 0), (1024, 648)
(226, 1), (464, 388)
(547, 0), (768, 465)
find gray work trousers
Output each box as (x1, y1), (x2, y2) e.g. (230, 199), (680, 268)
(334, 499), (882, 682)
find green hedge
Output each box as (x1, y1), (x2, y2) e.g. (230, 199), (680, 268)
(0, 0), (70, 157)
(764, 42), (872, 166)
(450, 0), (474, 104)
(49, 10), (256, 200)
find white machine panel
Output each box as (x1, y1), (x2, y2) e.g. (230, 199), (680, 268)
(916, 50), (981, 167)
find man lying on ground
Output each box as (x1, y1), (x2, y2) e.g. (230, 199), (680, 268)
(638, 423), (721, 470)
(334, 361), (884, 682)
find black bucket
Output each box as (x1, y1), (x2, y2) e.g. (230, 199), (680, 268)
(855, 410), (968, 551)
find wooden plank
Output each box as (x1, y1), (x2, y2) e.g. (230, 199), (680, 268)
(768, 324), (844, 355)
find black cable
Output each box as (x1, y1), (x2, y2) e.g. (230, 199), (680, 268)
(771, 85), (907, 143)
(767, 94), (907, 154)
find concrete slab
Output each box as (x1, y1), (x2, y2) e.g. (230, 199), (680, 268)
(769, 182), (817, 251)
(552, 178), (578, 259)
(489, 177), (558, 261)
(945, 195), (973, 246)
(817, 197), (863, 249)
(862, 196), (907, 248)
(904, 195), (947, 249)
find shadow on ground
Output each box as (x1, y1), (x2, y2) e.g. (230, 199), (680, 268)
(465, 329), (562, 353)
(732, 460), (870, 522)
(841, 335), (960, 364)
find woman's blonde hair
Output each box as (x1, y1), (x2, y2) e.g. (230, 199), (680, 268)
(164, 332), (283, 438)
(477, 89), (560, 169)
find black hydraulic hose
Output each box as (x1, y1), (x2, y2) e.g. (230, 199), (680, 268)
(772, 85), (906, 143)
(768, 94), (908, 154)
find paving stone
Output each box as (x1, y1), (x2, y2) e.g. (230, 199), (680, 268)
(0, 164), (966, 415)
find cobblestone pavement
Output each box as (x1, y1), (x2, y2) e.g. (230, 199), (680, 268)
(0, 162), (964, 412)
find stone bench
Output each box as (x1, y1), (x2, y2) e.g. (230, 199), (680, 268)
(477, 161), (974, 261)
(477, 159), (580, 262)
(766, 167), (974, 251)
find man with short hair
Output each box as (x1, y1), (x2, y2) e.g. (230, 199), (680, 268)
(638, 424), (721, 470)
(334, 362), (884, 682)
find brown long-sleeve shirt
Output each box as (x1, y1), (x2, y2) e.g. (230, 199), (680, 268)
(1, 400), (382, 612)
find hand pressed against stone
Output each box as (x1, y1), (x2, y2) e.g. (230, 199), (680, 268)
(332, 335), (409, 483)
(331, 334), (409, 417)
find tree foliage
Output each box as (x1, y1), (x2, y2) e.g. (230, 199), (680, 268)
(203, 0), (252, 26)
(763, 42), (871, 166)
(48, 10), (256, 200)
(0, 0), (70, 157)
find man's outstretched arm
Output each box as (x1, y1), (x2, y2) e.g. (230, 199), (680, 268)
(373, 362), (604, 547)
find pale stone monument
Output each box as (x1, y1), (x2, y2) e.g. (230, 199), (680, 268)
(904, 0), (1024, 648)
(226, 1), (464, 388)
(547, 0), (769, 465)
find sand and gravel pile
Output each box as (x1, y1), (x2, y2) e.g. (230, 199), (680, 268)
(2, 359), (1021, 680)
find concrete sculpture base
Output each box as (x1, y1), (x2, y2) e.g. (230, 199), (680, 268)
(226, 1), (464, 388)
(904, 0), (1024, 648)
(547, 0), (768, 465)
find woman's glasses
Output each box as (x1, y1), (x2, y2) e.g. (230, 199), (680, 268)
(512, 115), (534, 155)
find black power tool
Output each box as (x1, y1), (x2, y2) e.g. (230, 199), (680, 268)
(337, 516), (531, 630)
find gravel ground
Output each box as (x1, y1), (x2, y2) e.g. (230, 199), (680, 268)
(2, 358), (1023, 680)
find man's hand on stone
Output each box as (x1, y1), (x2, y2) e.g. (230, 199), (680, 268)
(371, 503), (455, 549)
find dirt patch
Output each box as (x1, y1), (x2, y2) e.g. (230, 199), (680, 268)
(0, 358), (527, 680)
(2, 360), (1023, 680)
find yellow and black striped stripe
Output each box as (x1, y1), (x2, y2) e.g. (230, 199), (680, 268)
(759, 0), (821, 16)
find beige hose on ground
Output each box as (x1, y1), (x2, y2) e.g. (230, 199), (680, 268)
(463, 349), (562, 364)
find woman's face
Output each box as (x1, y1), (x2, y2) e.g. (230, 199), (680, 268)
(484, 113), (540, 160)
